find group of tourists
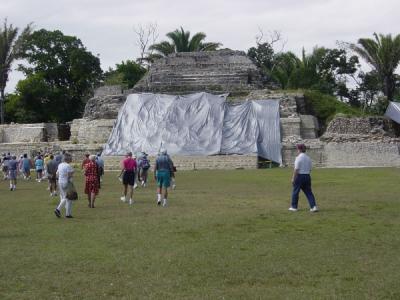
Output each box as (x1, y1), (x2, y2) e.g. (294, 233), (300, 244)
(1, 151), (62, 191)
(119, 150), (175, 207)
(2, 143), (318, 219)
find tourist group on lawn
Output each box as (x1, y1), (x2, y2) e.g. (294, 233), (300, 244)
(1, 148), (177, 218)
(1, 143), (317, 218)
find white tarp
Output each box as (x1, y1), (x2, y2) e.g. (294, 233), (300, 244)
(385, 101), (400, 124)
(103, 92), (282, 163)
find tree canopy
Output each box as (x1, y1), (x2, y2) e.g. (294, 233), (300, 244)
(104, 60), (146, 89)
(7, 29), (103, 123)
(350, 33), (400, 101)
(148, 27), (221, 60)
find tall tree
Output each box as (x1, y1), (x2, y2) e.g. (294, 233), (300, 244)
(149, 27), (221, 59)
(104, 60), (146, 88)
(0, 19), (32, 123)
(15, 29), (103, 122)
(350, 33), (400, 101)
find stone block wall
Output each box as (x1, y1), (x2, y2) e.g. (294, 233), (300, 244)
(282, 140), (326, 167)
(70, 119), (115, 144)
(0, 123), (58, 143)
(103, 154), (258, 171)
(324, 142), (400, 167)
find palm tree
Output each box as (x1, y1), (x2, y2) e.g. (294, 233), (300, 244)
(148, 27), (221, 59)
(350, 33), (400, 101)
(0, 19), (32, 123)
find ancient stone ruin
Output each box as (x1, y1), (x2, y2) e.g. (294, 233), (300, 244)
(132, 50), (262, 95)
(1, 49), (399, 169)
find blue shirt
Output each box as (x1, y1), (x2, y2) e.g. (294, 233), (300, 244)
(35, 159), (44, 170)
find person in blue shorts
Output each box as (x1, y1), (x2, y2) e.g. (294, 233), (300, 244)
(22, 154), (33, 180)
(154, 149), (174, 207)
(35, 155), (44, 182)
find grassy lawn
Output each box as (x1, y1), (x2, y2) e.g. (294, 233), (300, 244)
(0, 168), (399, 299)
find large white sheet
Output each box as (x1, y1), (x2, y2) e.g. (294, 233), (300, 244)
(103, 92), (282, 163)
(385, 101), (400, 124)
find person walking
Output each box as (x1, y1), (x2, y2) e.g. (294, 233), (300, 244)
(84, 155), (99, 208)
(54, 153), (75, 218)
(46, 154), (59, 196)
(138, 152), (150, 187)
(21, 154), (32, 180)
(154, 149), (174, 207)
(120, 152), (137, 205)
(96, 153), (104, 188)
(8, 156), (18, 191)
(35, 155), (44, 182)
(289, 144), (318, 212)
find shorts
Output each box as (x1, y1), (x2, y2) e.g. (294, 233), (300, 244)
(156, 170), (171, 188)
(123, 170), (135, 186)
(48, 174), (57, 184)
(9, 170), (17, 180)
(36, 169), (43, 173)
(23, 167), (30, 174)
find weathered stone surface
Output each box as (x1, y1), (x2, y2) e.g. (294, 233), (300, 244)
(0, 123), (58, 143)
(70, 119), (115, 144)
(300, 115), (319, 139)
(83, 94), (126, 120)
(132, 50), (262, 95)
(103, 154), (258, 170)
(325, 117), (394, 136)
(0, 142), (102, 163)
(94, 85), (123, 97)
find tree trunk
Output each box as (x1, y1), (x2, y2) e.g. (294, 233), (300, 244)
(384, 75), (394, 102)
(0, 88), (4, 124)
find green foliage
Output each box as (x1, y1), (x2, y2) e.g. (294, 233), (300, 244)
(149, 27), (221, 59)
(13, 29), (103, 122)
(0, 19), (32, 123)
(304, 90), (364, 127)
(104, 60), (146, 89)
(247, 42), (274, 71)
(350, 33), (400, 101)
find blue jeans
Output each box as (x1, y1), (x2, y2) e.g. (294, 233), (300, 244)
(291, 174), (316, 208)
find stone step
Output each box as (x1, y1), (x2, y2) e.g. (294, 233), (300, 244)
(103, 155), (258, 171)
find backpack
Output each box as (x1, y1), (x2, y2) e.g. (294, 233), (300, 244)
(141, 158), (150, 170)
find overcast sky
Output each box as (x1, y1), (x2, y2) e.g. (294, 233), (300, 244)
(2, 0), (399, 93)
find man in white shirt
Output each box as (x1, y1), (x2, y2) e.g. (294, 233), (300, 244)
(289, 144), (318, 212)
(54, 153), (75, 218)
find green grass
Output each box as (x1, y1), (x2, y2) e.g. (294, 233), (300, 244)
(1, 168), (400, 299)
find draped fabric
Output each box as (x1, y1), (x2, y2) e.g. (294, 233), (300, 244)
(103, 92), (282, 164)
(385, 101), (400, 124)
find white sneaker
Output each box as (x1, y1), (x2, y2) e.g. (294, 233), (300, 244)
(129, 199), (133, 205)
(133, 183), (138, 189)
(288, 207), (298, 212)
(310, 206), (319, 212)
(162, 199), (167, 207)
(120, 196), (126, 202)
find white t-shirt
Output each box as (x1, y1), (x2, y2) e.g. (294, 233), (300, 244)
(294, 153), (312, 174)
(57, 162), (74, 185)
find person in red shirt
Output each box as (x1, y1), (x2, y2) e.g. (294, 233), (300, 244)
(84, 155), (99, 208)
(120, 152), (137, 205)
(81, 153), (91, 170)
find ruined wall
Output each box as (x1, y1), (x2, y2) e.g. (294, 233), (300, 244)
(103, 154), (258, 171)
(0, 123), (58, 143)
(70, 119), (115, 144)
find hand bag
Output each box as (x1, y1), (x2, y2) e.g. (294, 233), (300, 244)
(66, 181), (78, 200)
